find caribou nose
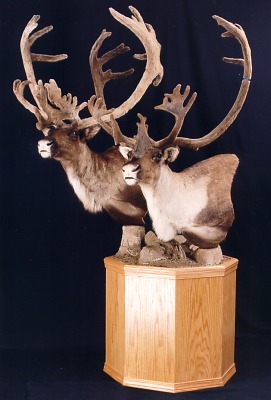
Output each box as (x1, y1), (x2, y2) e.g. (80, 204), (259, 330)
(122, 164), (140, 173)
(132, 165), (140, 172)
(38, 139), (54, 159)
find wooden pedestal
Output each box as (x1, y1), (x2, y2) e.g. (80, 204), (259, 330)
(104, 256), (238, 393)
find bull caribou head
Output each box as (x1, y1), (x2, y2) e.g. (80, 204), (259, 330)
(112, 15), (252, 264)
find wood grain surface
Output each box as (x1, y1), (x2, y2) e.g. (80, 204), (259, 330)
(104, 256), (237, 393)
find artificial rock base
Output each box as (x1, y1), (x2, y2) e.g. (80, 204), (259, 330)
(104, 256), (238, 393)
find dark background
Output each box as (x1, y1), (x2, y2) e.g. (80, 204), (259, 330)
(1, 0), (271, 399)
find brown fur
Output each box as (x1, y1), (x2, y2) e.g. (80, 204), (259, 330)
(177, 154), (239, 248)
(42, 127), (147, 226)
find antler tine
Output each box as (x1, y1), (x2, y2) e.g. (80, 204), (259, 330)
(13, 79), (39, 115)
(214, 15), (252, 80)
(80, 6), (164, 131)
(174, 15), (252, 149)
(43, 79), (88, 127)
(88, 95), (135, 146)
(110, 115), (136, 146)
(154, 84), (197, 148)
(112, 112), (154, 157)
(133, 113), (154, 157)
(19, 15), (68, 109)
(89, 29), (134, 105)
(109, 6), (164, 117)
(87, 95), (115, 134)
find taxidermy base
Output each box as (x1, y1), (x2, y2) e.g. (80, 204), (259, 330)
(103, 256), (238, 393)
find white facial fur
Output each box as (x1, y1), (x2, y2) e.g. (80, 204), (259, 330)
(122, 163), (140, 186)
(120, 145), (138, 185)
(38, 139), (53, 159)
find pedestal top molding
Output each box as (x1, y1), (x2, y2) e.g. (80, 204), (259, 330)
(104, 256), (238, 280)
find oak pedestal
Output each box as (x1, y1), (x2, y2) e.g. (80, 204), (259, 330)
(104, 256), (238, 393)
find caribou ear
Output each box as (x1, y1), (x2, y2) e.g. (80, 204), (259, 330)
(163, 146), (180, 163)
(119, 145), (133, 160)
(83, 126), (101, 141)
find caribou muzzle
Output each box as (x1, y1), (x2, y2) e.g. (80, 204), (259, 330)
(38, 139), (54, 159)
(122, 163), (141, 186)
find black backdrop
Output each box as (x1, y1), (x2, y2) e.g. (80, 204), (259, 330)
(1, 0), (271, 399)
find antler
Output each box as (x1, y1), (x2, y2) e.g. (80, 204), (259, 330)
(154, 84), (197, 148)
(109, 15), (252, 155)
(110, 84), (197, 149)
(89, 29), (134, 105)
(85, 6), (164, 131)
(14, 7), (164, 136)
(172, 15), (252, 149)
(88, 95), (136, 146)
(13, 15), (87, 133)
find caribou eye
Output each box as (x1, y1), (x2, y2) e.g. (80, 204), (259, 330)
(63, 119), (73, 125)
(48, 124), (57, 130)
(69, 131), (79, 140)
(152, 152), (163, 162)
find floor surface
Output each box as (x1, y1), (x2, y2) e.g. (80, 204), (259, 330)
(1, 335), (270, 400)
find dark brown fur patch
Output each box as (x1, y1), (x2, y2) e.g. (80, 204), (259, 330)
(195, 154), (239, 229)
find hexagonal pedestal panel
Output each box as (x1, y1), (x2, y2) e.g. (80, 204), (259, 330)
(104, 256), (238, 393)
